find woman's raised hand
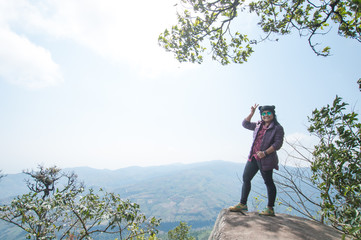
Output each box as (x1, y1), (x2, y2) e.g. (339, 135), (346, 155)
(251, 104), (259, 114)
(245, 103), (259, 121)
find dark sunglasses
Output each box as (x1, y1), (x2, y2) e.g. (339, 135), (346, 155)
(262, 111), (272, 116)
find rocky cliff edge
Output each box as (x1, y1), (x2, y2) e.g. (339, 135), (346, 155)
(208, 209), (344, 240)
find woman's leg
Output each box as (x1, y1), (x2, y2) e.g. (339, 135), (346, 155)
(240, 159), (259, 205)
(260, 169), (277, 208)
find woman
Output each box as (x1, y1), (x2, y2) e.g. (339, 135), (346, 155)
(229, 104), (284, 216)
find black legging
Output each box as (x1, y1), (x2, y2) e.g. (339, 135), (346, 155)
(240, 158), (277, 208)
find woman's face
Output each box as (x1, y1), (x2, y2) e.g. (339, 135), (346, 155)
(262, 111), (274, 123)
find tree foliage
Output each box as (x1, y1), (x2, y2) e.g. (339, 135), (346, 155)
(167, 222), (195, 240)
(159, 0), (361, 64)
(0, 166), (160, 240)
(63, 189), (160, 240)
(23, 165), (83, 200)
(308, 96), (361, 239)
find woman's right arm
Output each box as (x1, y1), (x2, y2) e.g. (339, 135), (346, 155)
(245, 104), (259, 122)
(242, 104), (259, 130)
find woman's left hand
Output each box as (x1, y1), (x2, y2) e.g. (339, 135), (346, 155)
(257, 151), (266, 158)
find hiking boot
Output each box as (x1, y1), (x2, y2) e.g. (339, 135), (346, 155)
(259, 207), (275, 216)
(229, 203), (248, 212)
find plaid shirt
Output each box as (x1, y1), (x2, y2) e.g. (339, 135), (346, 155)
(249, 123), (267, 161)
(243, 119), (284, 171)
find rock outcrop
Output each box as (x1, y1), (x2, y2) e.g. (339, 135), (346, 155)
(209, 209), (344, 240)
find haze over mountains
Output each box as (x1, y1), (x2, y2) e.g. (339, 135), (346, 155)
(0, 160), (319, 238)
(1, 161), (242, 223)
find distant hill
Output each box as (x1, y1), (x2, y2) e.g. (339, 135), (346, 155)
(0, 172), (29, 200)
(0, 160), (319, 238)
(0, 163), (204, 199)
(113, 161), (243, 222)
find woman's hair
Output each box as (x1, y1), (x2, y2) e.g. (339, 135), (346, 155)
(259, 105), (279, 125)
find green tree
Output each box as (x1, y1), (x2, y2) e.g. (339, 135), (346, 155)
(23, 165), (83, 200)
(63, 188), (160, 240)
(168, 222), (195, 240)
(0, 165), (160, 240)
(159, 0), (361, 64)
(308, 96), (361, 239)
(0, 165), (84, 239)
(0, 191), (77, 239)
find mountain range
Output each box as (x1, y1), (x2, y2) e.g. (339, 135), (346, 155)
(0, 160), (319, 238)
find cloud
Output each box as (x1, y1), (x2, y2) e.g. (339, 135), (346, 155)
(0, 0), (63, 88)
(0, 26), (63, 88)
(0, 0), (194, 88)
(18, 0), (192, 77)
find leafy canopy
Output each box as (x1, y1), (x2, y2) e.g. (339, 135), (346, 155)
(168, 221), (195, 240)
(0, 166), (160, 240)
(159, 0), (361, 64)
(308, 96), (361, 239)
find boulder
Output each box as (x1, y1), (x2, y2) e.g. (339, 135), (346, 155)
(209, 209), (345, 240)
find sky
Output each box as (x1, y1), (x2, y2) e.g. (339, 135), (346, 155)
(1, 0), (360, 174)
